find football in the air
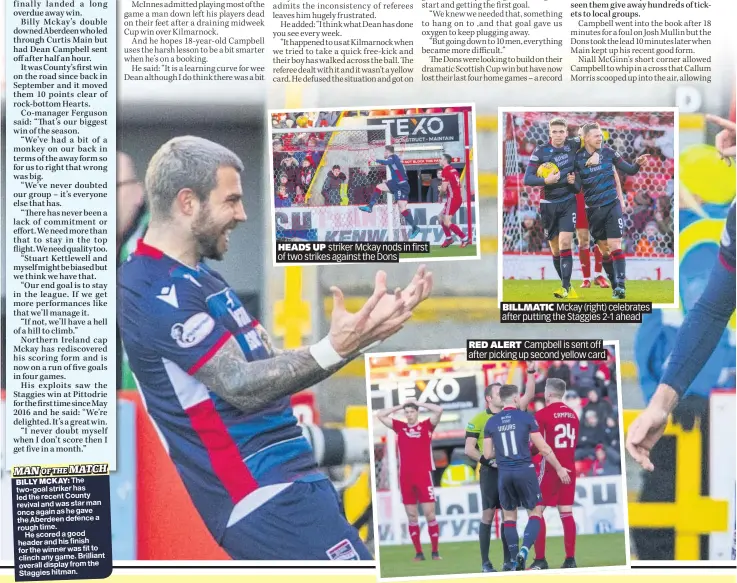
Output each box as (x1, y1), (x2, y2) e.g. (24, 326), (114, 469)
(536, 162), (559, 179)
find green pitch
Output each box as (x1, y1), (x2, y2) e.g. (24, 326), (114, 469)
(377, 532), (627, 578)
(502, 279), (674, 304)
(401, 244), (478, 260)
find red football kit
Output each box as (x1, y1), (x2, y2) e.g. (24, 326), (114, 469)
(441, 165), (463, 216)
(535, 401), (580, 506)
(393, 418), (436, 504)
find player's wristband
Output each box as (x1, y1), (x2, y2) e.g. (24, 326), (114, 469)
(310, 336), (345, 369)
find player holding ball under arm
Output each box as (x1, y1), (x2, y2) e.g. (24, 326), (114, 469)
(626, 114), (736, 470)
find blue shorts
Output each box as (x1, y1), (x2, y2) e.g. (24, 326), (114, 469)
(220, 479), (373, 560)
(386, 179), (410, 201)
(498, 467), (543, 511)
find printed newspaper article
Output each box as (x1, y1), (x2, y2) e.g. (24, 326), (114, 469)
(1, 0), (735, 579)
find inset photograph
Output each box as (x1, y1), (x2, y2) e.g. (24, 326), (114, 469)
(499, 108), (677, 306)
(367, 348), (629, 579)
(270, 105), (480, 263)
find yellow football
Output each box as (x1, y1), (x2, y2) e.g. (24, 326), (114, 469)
(536, 162), (560, 179)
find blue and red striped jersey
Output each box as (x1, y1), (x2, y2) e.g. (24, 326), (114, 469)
(117, 239), (324, 540)
(377, 154), (408, 183)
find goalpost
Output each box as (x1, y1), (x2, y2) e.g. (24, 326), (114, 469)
(272, 111), (476, 245)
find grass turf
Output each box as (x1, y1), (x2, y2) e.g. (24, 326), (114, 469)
(377, 532), (627, 578)
(401, 244), (478, 260)
(502, 279), (673, 304)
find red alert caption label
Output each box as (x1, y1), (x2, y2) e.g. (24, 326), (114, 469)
(12, 464), (112, 581)
(500, 302), (652, 323)
(467, 339), (609, 361)
(276, 241), (430, 263)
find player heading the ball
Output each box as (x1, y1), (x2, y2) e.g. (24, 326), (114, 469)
(524, 118), (599, 300)
(575, 122), (647, 300)
(360, 145), (421, 240)
(118, 136), (434, 561)
(377, 398), (444, 561)
(484, 384), (570, 571)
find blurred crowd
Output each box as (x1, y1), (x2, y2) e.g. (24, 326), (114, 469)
(502, 114), (675, 257)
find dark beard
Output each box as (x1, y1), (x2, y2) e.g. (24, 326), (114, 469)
(192, 205), (229, 261)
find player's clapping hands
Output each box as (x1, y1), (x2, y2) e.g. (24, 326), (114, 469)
(566, 173), (576, 184)
(327, 266), (433, 356)
(706, 114), (736, 164)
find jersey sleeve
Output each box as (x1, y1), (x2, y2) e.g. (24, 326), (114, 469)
(134, 278), (233, 376)
(465, 412), (483, 439)
(392, 418), (406, 432)
(524, 147), (546, 186)
(611, 148), (641, 175)
(527, 412), (540, 434)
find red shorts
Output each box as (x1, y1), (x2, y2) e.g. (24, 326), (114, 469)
(576, 192), (588, 229)
(442, 195), (462, 217)
(400, 471), (435, 505)
(539, 464), (576, 507)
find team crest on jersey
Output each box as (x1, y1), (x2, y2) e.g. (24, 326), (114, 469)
(404, 427), (423, 439)
(326, 539), (359, 560)
(171, 312), (215, 348)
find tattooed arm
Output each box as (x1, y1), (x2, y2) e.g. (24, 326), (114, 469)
(194, 336), (357, 414)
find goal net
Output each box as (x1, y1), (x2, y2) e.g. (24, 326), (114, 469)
(272, 123), (410, 242)
(501, 111), (675, 281)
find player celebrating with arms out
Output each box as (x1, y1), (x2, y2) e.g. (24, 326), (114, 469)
(575, 122), (647, 299)
(118, 136), (434, 561)
(484, 384), (571, 571)
(529, 378), (581, 570)
(438, 154), (470, 248)
(377, 398), (445, 561)
(464, 366), (537, 572)
(627, 113), (735, 471)
(360, 145), (421, 240)
(524, 118), (599, 299)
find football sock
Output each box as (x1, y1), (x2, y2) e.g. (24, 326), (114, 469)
(449, 223), (465, 240)
(579, 248), (591, 280)
(442, 223), (452, 238)
(501, 523), (511, 563)
(560, 249), (573, 290)
(594, 245), (604, 276)
(503, 520), (519, 559)
(428, 520), (440, 554)
(602, 254), (615, 284)
(535, 515), (547, 560)
(561, 512), (576, 559)
(408, 521), (423, 554)
(612, 248), (626, 288)
(368, 188), (380, 207)
(553, 255), (562, 280)
(402, 209), (418, 229)
(479, 522), (491, 564)
(522, 515), (542, 553)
